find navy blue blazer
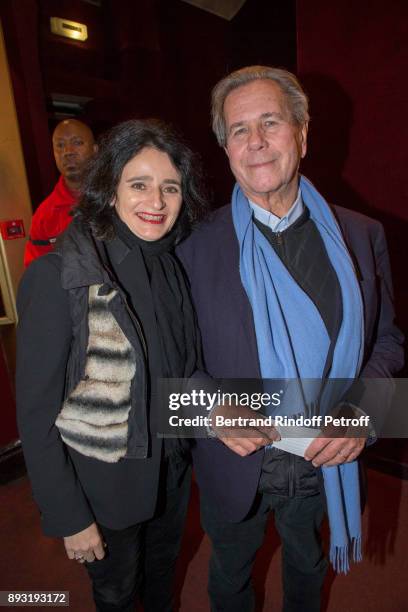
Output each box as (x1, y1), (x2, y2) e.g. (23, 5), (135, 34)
(177, 203), (404, 521)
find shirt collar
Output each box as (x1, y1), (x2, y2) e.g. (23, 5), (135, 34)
(249, 188), (304, 232)
(54, 175), (78, 207)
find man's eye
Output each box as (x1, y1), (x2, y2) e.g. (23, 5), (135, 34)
(131, 183), (146, 190)
(73, 139), (84, 146)
(264, 120), (277, 128)
(232, 127), (247, 137)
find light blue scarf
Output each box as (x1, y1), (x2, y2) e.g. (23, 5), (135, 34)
(232, 175), (365, 573)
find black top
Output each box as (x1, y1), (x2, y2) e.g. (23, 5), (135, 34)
(254, 207), (342, 345)
(109, 217), (196, 463)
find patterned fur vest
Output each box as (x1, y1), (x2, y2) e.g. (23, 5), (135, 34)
(56, 284), (136, 462)
(54, 221), (149, 463)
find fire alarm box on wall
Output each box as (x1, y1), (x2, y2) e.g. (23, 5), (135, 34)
(0, 219), (25, 240)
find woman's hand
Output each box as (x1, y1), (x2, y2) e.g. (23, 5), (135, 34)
(63, 522), (106, 563)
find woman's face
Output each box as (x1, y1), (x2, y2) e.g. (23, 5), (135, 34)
(114, 147), (183, 241)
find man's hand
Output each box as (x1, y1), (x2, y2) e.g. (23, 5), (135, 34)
(305, 403), (369, 467)
(211, 404), (280, 457)
(304, 436), (366, 467)
(64, 522), (105, 564)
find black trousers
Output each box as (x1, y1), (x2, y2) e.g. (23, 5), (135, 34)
(84, 464), (191, 612)
(201, 491), (328, 612)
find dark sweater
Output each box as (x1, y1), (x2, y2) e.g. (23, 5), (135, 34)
(254, 207), (342, 344)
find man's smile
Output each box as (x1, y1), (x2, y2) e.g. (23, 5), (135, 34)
(247, 159), (277, 169)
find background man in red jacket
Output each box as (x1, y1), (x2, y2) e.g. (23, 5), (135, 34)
(24, 119), (96, 267)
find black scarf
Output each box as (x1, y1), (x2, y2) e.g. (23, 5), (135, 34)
(112, 216), (198, 382)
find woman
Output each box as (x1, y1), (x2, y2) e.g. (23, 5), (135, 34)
(16, 119), (208, 611)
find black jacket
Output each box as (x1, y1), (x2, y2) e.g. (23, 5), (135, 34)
(177, 204), (404, 521)
(17, 222), (170, 536)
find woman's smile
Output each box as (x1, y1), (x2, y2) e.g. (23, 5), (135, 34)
(136, 212), (166, 224)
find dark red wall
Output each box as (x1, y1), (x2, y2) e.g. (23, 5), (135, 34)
(297, 0), (408, 330)
(297, 0), (408, 462)
(0, 0), (56, 207)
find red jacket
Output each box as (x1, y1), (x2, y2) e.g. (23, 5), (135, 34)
(24, 176), (77, 267)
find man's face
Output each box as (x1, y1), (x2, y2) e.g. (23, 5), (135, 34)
(52, 120), (96, 185)
(223, 79), (307, 209)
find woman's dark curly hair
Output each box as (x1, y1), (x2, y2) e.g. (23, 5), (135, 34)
(75, 119), (209, 241)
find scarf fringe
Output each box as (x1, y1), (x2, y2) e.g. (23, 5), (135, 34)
(330, 536), (362, 574)
(353, 535), (362, 562)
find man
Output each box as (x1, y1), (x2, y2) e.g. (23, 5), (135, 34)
(24, 119), (97, 267)
(177, 66), (404, 611)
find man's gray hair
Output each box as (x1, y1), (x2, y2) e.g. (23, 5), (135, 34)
(211, 65), (310, 147)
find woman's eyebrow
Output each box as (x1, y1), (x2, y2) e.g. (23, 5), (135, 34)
(125, 175), (152, 182)
(162, 179), (181, 186)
